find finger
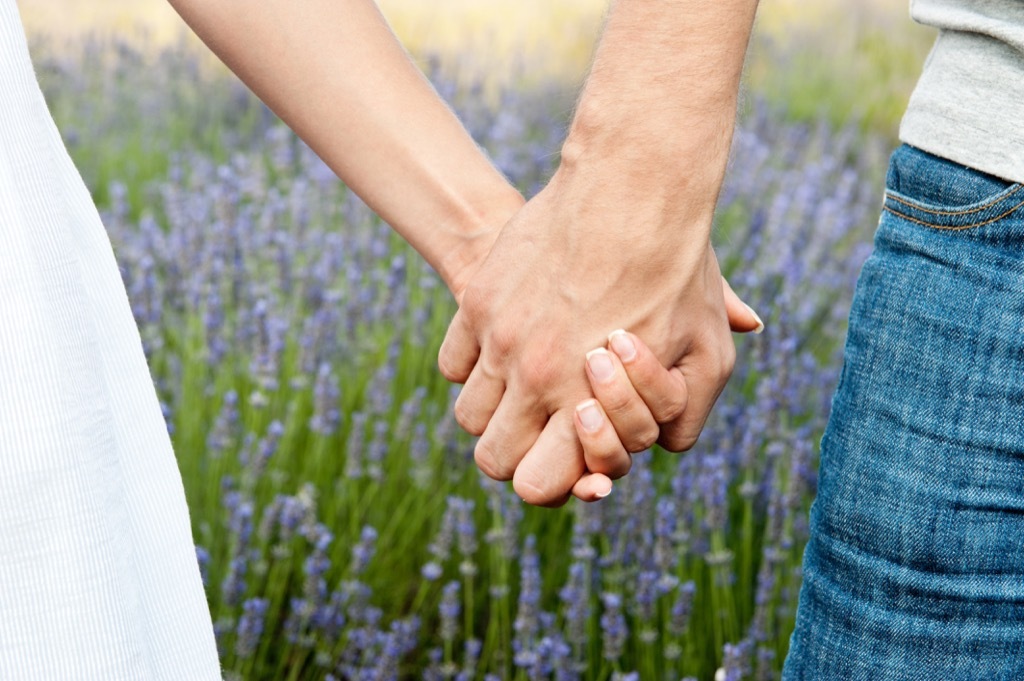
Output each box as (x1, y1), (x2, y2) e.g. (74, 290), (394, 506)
(473, 390), (545, 481)
(606, 330), (689, 425)
(513, 409), (586, 508)
(570, 471), (615, 502)
(584, 347), (661, 453)
(453, 363), (505, 436)
(658, 338), (736, 452)
(720, 276), (764, 334)
(438, 308), (479, 383)
(573, 398), (633, 479)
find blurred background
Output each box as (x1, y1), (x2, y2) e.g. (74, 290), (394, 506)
(22, 0), (935, 134)
(14, 1), (939, 680)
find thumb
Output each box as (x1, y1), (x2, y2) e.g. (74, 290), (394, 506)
(720, 276), (764, 334)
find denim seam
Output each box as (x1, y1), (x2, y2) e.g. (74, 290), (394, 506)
(882, 199), (1024, 231)
(885, 184), (1024, 216)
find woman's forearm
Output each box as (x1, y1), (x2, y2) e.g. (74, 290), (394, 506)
(167, 0), (523, 297)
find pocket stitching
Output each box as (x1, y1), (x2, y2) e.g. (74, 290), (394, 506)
(885, 184), (1024, 216)
(883, 198), (1024, 231)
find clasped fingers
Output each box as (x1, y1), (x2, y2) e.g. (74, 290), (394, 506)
(574, 329), (738, 461)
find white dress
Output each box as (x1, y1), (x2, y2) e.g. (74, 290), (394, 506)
(0, 2), (222, 678)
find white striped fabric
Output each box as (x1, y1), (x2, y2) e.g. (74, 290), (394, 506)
(0, 2), (221, 678)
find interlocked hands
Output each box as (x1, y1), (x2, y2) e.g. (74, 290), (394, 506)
(439, 165), (762, 507)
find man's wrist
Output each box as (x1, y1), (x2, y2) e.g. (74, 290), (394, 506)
(552, 112), (735, 249)
(561, 96), (736, 182)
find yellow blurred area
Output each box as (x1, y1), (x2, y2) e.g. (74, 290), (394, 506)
(17, 0), (607, 82)
(17, 0), (933, 132)
(17, 0), (180, 43)
(18, 0), (921, 75)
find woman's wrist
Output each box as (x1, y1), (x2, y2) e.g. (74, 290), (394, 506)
(437, 189), (524, 303)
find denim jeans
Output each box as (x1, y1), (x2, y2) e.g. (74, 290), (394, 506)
(782, 144), (1024, 680)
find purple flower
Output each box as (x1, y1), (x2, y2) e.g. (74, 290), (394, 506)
(599, 592), (627, 663)
(351, 525), (378, 576)
(559, 561), (589, 661)
(439, 581), (461, 644)
(309, 362), (341, 435)
(234, 597), (269, 659)
(206, 389), (239, 457)
(670, 581), (697, 638)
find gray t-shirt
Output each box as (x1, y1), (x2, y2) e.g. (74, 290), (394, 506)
(900, 0), (1024, 183)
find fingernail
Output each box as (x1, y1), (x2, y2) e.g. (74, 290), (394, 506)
(596, 483), (612, 498)
(608, 329), (637, 362)
(743, 303), (765, 334)
(586, 348), (615, 382)
(576, 399), (604, 432)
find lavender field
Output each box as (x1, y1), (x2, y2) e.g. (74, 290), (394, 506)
(35, 33), (891, 681)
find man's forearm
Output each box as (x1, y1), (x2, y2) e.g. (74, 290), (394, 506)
(559, 0), (760, 243)
(167, 0), (522, 296)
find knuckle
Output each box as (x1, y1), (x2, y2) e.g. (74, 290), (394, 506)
(625, 425), (659, 453)
(659, 430), (699, 453)
(640, 425), (661, 451)
(453, 399), (484, 437)
(598, 386), (633, 416)
(718, 342), (737, 381)
(459, 289), (487, 321)
(520, 357), (558, 395)
(474, 442), (513, 481)
(437, 350), (464, 384)
(654, 392), (687, 423)
(490, 327), (517, 360)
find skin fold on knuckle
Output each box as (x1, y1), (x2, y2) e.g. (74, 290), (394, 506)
(640, 424), (661, 451)
(520, 356), (560, 398)
(459, 288), (488, 323)
(452, 398), (484, 437)
(625, 425), (659, 453)
(597, 386), (633, 417)
(474, 442), (513, 481)
(437, 348), (466, 383)
(489, 326), (518, 363)
(652, 392), (687, 424)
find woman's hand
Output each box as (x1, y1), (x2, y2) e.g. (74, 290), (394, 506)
(572, 321), (762, 478)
